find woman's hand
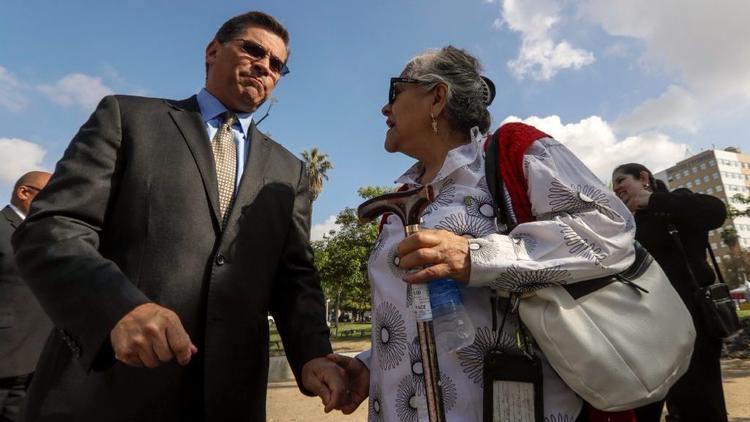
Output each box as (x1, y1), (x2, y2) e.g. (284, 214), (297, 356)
(327, 354), (370, 414)
(397, 229), (471, 284)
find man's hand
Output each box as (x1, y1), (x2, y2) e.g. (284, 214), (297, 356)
(327, 353), (370, 414)
(110, 302), (197, 368)
(302, 356), (349, 413)
(397, 229), (471, 284)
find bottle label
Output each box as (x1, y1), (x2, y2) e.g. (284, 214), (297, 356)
(412, 284), (433, 321)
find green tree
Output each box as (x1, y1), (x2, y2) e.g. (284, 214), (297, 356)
(720, 227), (748, 287)
(313, 186), (392, 333)
(728, 193), (750, 218)
(301, 148), (333, 201)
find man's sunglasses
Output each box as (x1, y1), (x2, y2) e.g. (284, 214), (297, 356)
(388, 77), (421, 104)
(233, 39), (289, 76)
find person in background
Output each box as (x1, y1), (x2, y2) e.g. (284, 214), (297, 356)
(329, 45), (636, 421)
(0, 171), (51, 422)
(12, 11), (345, 421)
(612, 163), (728, 422)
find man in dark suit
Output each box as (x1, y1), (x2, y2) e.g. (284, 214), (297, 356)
(12, 11), (346, 421)
(0, 172), (51, 422)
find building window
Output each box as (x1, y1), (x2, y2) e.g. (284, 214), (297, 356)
(703, 175), (709, 182)
(683, 170), (689, 177)
(707, 188), (714, 194)
(716, 186), (723, 192)
(687, 182), (693, 188)
(713, 172), (719, 179)
(695, 179), (701, 186)
(700, 163), (707, 170)
(692, 167), (698, 173)
(675, 173), (681, 179)
(709, 159), (716, 166)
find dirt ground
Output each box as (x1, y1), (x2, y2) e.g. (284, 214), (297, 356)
(267, 357), (750, 421)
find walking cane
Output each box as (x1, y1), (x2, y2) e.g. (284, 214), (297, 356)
(358, 185), (446, 422)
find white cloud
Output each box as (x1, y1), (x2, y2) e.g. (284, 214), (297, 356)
(615, 85), (700, 133)
(0, 66), (29, 111)
(501, 115), (687, 181)
(501, 0), (594, 80)
(581, 0), (750, 131)
(310, 214), (341, 241)
(38, 73), (114, 111)
(0, 138), (48, 183)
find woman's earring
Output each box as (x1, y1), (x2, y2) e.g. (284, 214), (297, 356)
(430, 113), (438, 134)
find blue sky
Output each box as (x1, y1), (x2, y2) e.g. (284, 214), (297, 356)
(2, 0), (749, 238)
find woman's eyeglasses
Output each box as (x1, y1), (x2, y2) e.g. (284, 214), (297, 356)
(389, 77), (421, 104)
(233, 39), (289, 76)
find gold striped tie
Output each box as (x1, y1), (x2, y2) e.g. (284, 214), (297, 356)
(212, 112), (238, 228)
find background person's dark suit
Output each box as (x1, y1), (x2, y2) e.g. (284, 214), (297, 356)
(12, 94), (332, 421)
(0, 205), (52, 421)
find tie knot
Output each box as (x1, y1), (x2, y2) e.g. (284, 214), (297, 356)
(222, 111), (238, 130)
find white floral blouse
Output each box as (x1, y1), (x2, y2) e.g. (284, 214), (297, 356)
(357, 133), (635, 422)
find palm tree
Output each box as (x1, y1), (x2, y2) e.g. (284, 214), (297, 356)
(301, 148), (333, 201)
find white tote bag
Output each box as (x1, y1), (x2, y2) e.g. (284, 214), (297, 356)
(518, 244), (696, 411)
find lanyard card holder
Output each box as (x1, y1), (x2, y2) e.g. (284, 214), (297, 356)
(483, 296), (544, 422)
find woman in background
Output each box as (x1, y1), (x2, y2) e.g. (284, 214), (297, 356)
(612, 163), (728, 422)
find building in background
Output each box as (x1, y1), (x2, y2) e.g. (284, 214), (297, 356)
(654, 147), (750, 286)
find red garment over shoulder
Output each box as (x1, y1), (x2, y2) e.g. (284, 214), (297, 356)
(485, 122), (549, 224)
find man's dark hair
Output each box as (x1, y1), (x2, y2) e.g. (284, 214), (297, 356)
(215, 11), (289, 45)
(206, 11), (290, 77)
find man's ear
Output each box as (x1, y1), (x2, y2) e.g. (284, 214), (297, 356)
(206, 39), (220, 67)
(430, 83), (449, 118)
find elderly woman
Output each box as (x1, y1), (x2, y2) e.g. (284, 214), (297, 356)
(330, 46), (635, 421)
(612, 163), (729, 422)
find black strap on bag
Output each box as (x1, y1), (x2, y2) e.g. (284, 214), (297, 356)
(666, 224), (740, 338)
(483, 134), (543, 422)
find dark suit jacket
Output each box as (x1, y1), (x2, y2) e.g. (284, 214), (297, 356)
(0, 205), (52, 378)
(12, 95), (332, 421)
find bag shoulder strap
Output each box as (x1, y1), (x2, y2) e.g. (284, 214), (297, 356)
(705, 241), (726, 285)
(666, 224), (703, 291)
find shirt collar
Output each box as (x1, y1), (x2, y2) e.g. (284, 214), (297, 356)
(197, 88), (254, 137)
(8, 203), (25, 220)
(395, 130), (485, 186)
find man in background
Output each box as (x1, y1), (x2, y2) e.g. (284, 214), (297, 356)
(0, 171), (51, 422)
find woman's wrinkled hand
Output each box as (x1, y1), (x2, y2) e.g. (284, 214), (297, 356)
(396, 229), (471, 284)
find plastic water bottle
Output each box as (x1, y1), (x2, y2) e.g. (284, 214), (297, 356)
(428, 279), (475, 352)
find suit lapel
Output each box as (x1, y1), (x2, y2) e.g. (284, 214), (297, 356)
(225, 122), (272, 228)
(1, 205), (23, 229)
(167, 97), (222, 227)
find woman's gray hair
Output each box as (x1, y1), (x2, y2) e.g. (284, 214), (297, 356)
(403, 45), (492, 134)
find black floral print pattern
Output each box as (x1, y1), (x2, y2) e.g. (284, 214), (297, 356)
(395, 375), (420, 422)
(387, 244), (408, 280)
(457, 326), (518, 386)
(464, 194), (496, 219)
(547, 180), (619, 221)
(490, 265), (570, 295)
(426, 178), (456, 214)
(559, 222), (607, 266)
(435, 213), (496, 238)
(374, 302), (408, 370)
(546, 413), (575, 422)
(369, 383), (383, 421)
